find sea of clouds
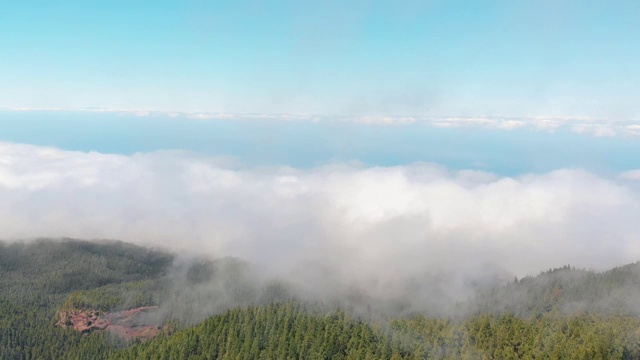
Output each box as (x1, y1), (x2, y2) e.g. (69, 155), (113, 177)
(1, 141), (640, 308)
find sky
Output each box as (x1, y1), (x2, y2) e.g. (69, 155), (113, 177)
(1, 1), (640, 299)
(1, 1), (640, 117)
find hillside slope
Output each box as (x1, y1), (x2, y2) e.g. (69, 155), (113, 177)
(4, 239), (640, 359)
(0, 238), (173, 359)
(471, 263), (640, 317)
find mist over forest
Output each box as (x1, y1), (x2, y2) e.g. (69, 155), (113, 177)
(4, 238), (640, 359)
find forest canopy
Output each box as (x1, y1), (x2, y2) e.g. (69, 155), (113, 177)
(2, 238), (640, 359)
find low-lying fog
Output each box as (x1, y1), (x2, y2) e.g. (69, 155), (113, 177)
(2, 141), (640, 315)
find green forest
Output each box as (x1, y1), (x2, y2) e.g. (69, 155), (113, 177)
(2, 239), (640, 359)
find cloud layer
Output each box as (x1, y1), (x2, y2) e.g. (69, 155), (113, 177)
(2, 141), (640, 307)
(5, 108), (640, 137)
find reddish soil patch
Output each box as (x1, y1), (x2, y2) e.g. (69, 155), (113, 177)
(57, 306), (162, 341)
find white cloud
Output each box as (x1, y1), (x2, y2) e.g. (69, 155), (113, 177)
(4, 108), (640, 137)
(0, 143), (639, 317)
(571, 123), (617, 137)
(1, 141), (639, 288)
(620, 170), (640, 181)
(352, 116), (417, 125)
(625, 125), (640, 136)
(496, 120), (527, 130)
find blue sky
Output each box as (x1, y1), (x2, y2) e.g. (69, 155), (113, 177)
(2, 1), (639, 117)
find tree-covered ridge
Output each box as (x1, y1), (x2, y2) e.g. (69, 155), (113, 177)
(60, 280), (162, 313)
(0, 238), (172, 300)
(112, 303), (391, 360)
(472, 263), (640, 317)
(0, 239), (173, 359)
(4, 239), (640, 359)
(114, 303), (640, 359)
